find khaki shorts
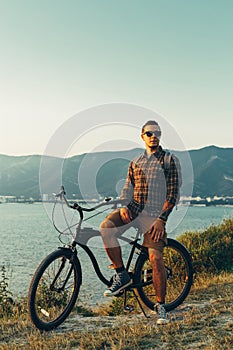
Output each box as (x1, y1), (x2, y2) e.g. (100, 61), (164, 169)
(104, 209), (167, 252)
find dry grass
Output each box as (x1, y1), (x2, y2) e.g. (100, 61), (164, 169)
(0, 272), (232, 350)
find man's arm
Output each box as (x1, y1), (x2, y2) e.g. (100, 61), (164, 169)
(119, 162), (134, 223)
(150, 155), (181, 242)
(120, 161), (143, 221)
(159, 155), (181, 221)
(165, 155), (181, 205)
(120, 162), (134, 202)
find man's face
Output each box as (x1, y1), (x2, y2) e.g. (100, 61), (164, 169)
(141, 125), (161, 149)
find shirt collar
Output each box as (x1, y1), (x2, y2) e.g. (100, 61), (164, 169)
(143, 145), (163, 159)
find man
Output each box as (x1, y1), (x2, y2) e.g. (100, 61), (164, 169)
(100, 120), (181, 324)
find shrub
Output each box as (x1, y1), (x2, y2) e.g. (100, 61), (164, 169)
(107, 291), (138, 316)
(178, 218), (233, 274)
(0, 265), (14, 317)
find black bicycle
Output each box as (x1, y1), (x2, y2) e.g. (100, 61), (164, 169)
(28, 186), (193, 331)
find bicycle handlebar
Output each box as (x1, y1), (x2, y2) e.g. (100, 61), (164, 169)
(54, 186), (127, 214)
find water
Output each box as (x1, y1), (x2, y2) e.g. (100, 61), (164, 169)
(0, 203), (232, 305)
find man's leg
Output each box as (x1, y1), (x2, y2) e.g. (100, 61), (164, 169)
(100, 210), (131, 296)
(140, 214), (169, 325)
(148, 247), (169, 324)
(100, 217), (124, 269)
(148, 248), (166, 304)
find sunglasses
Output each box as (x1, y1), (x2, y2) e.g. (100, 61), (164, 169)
(143, 131), (161, 138)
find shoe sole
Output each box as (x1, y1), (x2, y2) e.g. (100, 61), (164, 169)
(104, 280), (132, 297)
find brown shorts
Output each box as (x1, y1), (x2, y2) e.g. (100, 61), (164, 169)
(104, 209), (167, 252)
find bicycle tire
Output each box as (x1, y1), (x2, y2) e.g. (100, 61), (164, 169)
(134, 238), (193, 311)
(28, 248), (82, 331)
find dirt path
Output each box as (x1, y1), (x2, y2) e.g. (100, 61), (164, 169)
(53, 302), (207, 333)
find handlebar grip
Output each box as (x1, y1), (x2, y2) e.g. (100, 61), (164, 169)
(60, 185), (66, 195)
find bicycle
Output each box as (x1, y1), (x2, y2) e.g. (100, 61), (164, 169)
(28, 186), (193, 331)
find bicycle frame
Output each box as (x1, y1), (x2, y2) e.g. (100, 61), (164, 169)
(67, 225), (146, 288)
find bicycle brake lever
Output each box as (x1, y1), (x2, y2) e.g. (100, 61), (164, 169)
(104, 197), (112, 202)
(71, 202), (80, 209)
(60, 186), (66, 195)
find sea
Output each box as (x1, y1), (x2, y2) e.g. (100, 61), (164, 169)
(0, 202), (232, 305)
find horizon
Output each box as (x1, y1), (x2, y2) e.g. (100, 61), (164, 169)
(1, 144), (232, 159)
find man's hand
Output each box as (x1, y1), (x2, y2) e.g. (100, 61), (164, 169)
(149, 219), (166, 242)
(119, 207), (132, 224)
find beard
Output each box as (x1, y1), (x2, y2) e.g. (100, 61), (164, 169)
(150, 139), (160, 149)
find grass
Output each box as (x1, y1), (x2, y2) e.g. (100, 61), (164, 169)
(0, 218), (233, 350)
(0, 272), (232, 350)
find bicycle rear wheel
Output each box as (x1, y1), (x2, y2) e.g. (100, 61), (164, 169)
(28, 248), (82, 331)
(134, 238), (193, 311)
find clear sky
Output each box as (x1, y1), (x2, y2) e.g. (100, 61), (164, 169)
(0, 0), (232, 156)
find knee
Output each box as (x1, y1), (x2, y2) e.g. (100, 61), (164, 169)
(99, 219), (116, 238)
(149, 250), (163, 265)
(100, 218), (113, 230)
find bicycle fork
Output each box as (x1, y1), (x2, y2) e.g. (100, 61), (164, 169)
(50, 256), (74, 293)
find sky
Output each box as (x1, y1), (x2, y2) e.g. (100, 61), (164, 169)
(0, 0), (232, 156)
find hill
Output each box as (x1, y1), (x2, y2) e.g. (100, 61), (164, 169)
(0, 146), (233, 200)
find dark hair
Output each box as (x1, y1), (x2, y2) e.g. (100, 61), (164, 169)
(141, 120), (161, 134)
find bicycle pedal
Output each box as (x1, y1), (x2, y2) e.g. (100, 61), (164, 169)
(124, 304), (134, 313)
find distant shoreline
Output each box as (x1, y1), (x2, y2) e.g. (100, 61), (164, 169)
(1, 200), (233, 208)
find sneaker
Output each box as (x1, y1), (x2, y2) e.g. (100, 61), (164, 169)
(154, 303), (169, 325)
(104, 270), (131, 297)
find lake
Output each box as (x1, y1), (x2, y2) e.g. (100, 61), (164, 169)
(0, 203), (232, 305)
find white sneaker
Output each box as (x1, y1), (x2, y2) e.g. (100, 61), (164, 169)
(154, 303), (169, 325)
(104, 271), (131, 297)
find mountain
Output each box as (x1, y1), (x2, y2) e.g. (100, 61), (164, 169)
(0, 154), (41, 198)
(0, 146), (233, 200)
(189, 146), (233, 197)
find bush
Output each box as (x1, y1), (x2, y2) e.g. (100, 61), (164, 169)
(178, 218), (233, 274)
(107, 291), (138, 316)
(0, 265), (14, 317)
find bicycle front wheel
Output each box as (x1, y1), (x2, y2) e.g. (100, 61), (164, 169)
(28, 248), (82, 331)
(134, 238), (193, 311)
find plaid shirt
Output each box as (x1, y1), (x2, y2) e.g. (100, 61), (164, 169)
(120, 146), (181, 218)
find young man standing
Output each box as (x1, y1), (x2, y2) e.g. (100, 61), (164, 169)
(100, 120), (181, 324)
